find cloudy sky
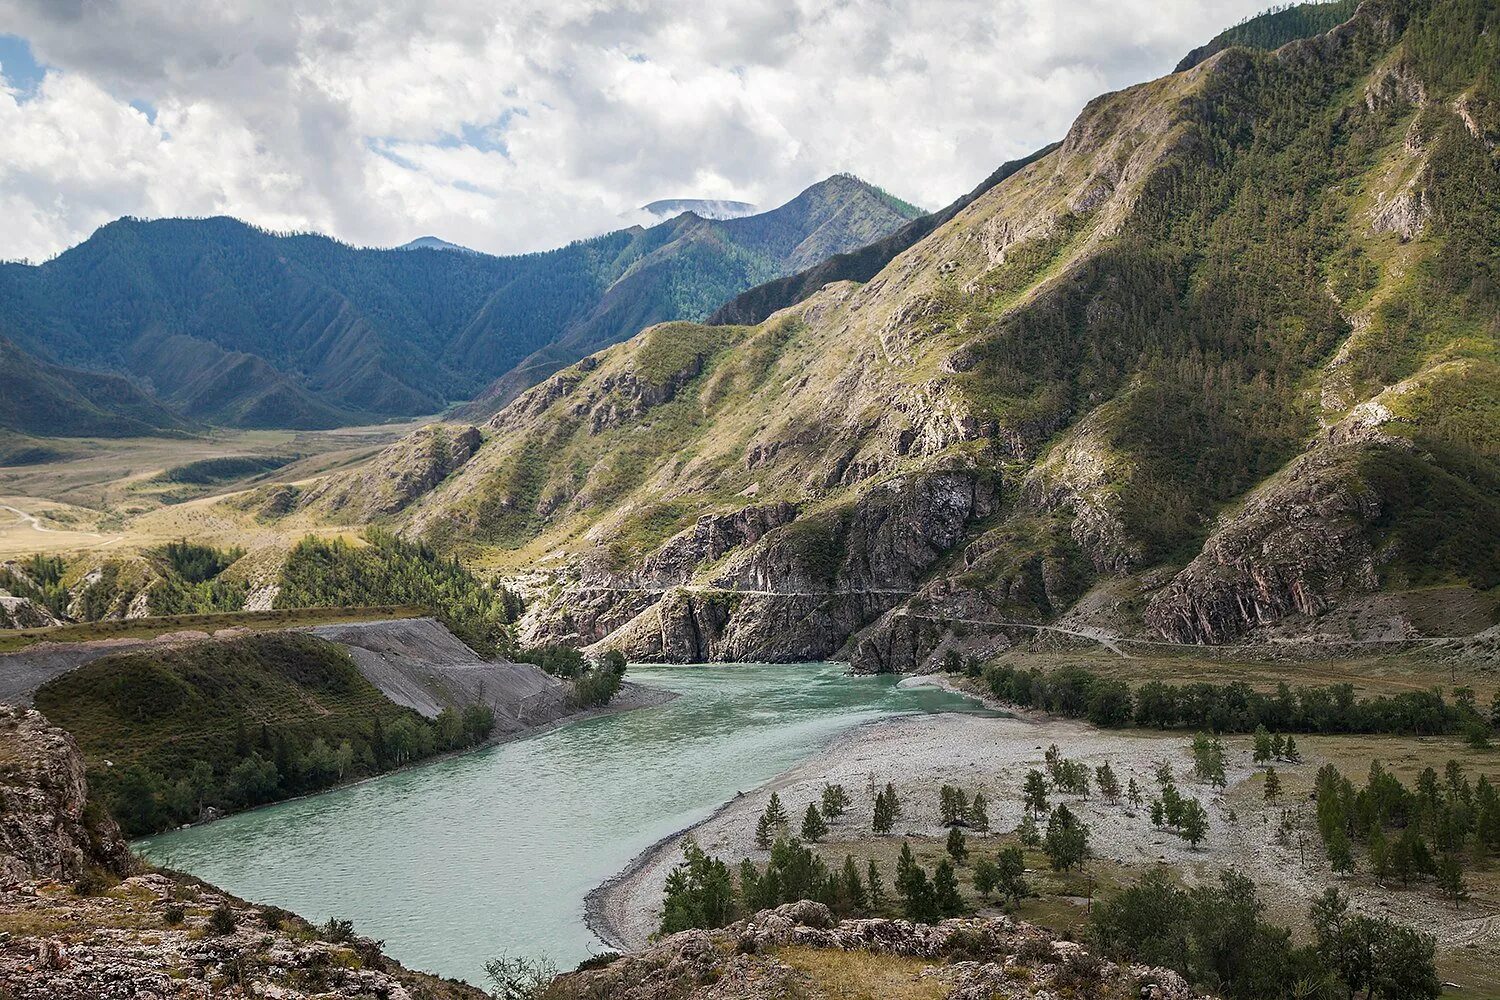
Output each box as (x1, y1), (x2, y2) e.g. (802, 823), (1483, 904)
(0, 0), (1268, 262)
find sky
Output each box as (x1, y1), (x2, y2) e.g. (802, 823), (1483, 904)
(0, 0), (1270, 262)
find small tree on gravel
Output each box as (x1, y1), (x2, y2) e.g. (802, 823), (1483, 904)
(1096, 762), (1121, 803)
(885, 782), (903, 819)
(821, 783), (849, 820)
(763, 792), (788, 829)
(1179, 799), (1209, 848)
(969, 792), (990, 832)
(1127, 777), (1143, 809)
(801, 803), (828, 843)
(873, 788), (895, 834)
(1327, 828), (1354, 876)
(1253, 725), (1273, 763)
(1264, 767), (1282, 803)
(755, 812), (775, 850)
(1283, 735), (1301, 763)
(940, 784), (969, 826)
(1023, 770), (1049, 815)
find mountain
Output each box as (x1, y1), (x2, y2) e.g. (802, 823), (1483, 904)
(0, 336), (190, 438)
(452, 174), (924, 415)
(376, 0), (1496, 667)
(0, 176), (920, 431)
(639, 198), (758, 221)
(708, 144), (1058, 327)
(397, 235), (476, 253)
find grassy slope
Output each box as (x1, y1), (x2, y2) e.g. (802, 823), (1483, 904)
(403, 0), (1496, 641)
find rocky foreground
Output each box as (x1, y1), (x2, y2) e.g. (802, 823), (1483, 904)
(553, 899), (1200, 1000)
(0, 704), (485, 999)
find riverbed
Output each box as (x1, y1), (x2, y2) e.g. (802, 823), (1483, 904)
(136, 662), (990, 985)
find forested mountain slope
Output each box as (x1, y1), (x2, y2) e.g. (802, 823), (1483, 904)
(378, 0), (1496, 668)
(0, 176), (919, 431)
(0, 336), (190, 438)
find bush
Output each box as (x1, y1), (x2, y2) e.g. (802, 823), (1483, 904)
(208, 904), (238, 935)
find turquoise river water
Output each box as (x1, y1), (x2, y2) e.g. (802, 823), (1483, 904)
(137, 662), (988, 985)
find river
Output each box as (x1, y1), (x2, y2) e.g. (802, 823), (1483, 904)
(136, 662), (989, 985)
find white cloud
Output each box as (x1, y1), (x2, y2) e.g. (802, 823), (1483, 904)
(0, 0), (1271, 261)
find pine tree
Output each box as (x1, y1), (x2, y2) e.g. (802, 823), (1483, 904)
(821, 783), (849, 820)
(1438, 853), (1469, 908)
(1283, 735), (1301, 763)
(1044, 804), (1090, 871)
(841, 855), (867, 911)
(885, 782), (902, 819)
(896, 842), (918, 897)
(972, 857), (997, 898)
(1271, 732), (1286, 759)
(994, 845), (1030, 909)
(1127, 777), (1143, 809)
(755, 812), (775, 850)
(1180, 799), (1209, 848)
(866, 860), (885, 908)
(939, 784), (969, 826)
(1327, 827), (1354, 876)
(1022, 769), (1049, 815)
(1017, 812), (1041, 847)
(763, 792), (788, 828)
(1264, 767), (1282, 802)
(1096, 761), (1121, 803)
(1253, 724), (1273, 763)
(801, 803), (828, 843)
(934, 859), (964, 917)
(946, 825), (968, 862)
(873, 788), (895, 834)
(969, 791), (990, 832)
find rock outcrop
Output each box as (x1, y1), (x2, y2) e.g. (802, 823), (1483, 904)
(300, 423), (483, 521)
(1145, 442), (1389, 644)
(0, 707), (131, 883)
(553, 900), (1203, 1000)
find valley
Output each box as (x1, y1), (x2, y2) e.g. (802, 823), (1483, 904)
(0, 0), (1496, 997)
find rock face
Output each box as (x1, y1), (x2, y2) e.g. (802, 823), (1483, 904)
(0, 592), (61, 629)
(1145, 442), (1389, 644)
(300, 423), (483, 521)
(0, 707), (131, 883)
(0, 704), (485, 1000)
(526, 468), (998, 663)
(555, 900), (1203, 1000)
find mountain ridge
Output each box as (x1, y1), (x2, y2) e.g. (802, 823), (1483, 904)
(0, 175), (920, 433)
(363, 0), (1498, 666)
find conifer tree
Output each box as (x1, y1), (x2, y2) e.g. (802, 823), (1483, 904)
(866, 860), (885, 908)
(946, 825), (968, 862)
(1264, 767), (1282, 802)
(801, 803), (828, 843)
(934, 859), (964, 917)
(969, 791), (990, 831)
(1022, 769), (1049, 815)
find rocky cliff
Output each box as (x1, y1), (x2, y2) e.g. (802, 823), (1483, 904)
(0, 706), (485, 999)
(549, 900), (1201, 1000)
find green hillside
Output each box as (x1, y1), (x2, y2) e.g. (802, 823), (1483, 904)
(0, 177), (920, 432)
(397, 0), (1498, 664)
(0, 336), (191, 438)
(34, 632), (494, 836)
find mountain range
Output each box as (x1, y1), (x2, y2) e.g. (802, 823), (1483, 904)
(326, 0), (1499, 665)
(0, 175), (920, 432)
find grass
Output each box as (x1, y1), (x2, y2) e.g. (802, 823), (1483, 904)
(0, 604), (422, 653)
(773, 945), (948, 1000)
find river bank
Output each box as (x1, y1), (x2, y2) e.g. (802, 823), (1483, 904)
(583, 701), (1500, 980)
